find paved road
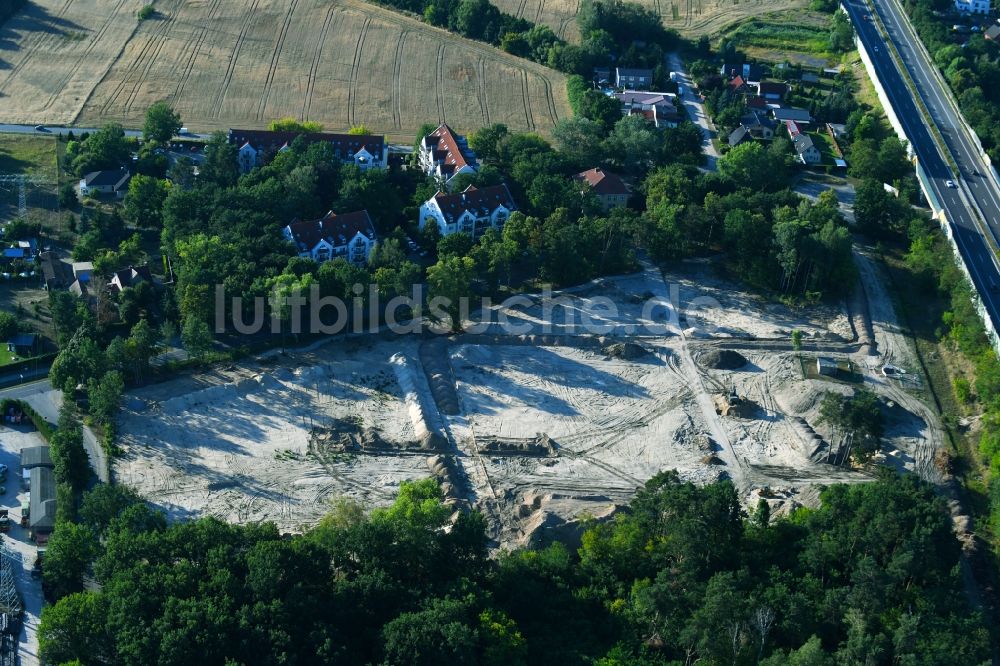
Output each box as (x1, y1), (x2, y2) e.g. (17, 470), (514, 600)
(842, 0), (1000, 334)
(667, 53), (720, 170)
(0, 123), (206, 140)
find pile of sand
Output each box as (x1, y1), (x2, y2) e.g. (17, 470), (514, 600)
(604, 342), (650, 360)
(699, 349), (748, 370)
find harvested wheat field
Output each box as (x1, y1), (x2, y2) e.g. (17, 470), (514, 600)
(0, 0), (569, 139)
(494, 0), (809, 42)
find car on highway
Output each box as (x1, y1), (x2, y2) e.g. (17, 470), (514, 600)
(33, 125), (46, 132)
(946, 180), (956, 188)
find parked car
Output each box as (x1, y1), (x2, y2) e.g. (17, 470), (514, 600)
(946, 180), (956, 188)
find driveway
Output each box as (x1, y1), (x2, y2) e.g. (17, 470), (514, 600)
(667, 52), (721, 170)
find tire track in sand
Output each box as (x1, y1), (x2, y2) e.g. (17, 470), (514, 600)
(256, 0), (299, 121)
(346, 17), (371, 127)
(212, 0), (262, 119)
(301, 3), (337, 121)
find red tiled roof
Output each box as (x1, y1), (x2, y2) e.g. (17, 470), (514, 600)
(746, 96), (768, 108)
(728, 75), (747, 90)
(431, 184), (516, 222)
(286, 210), (376, 252)
(422, 124), (477, 175)
(574, 168), (629, 196)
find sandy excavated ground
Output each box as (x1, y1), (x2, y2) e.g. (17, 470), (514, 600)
(116, 256), (940, 548)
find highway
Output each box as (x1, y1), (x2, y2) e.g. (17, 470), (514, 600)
(841, 0), (1000, 334)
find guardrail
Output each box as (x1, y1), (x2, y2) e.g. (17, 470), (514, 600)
(847, 1), (1000, 349)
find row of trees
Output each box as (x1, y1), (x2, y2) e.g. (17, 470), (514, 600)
(903, 0), (1000, 164)
(37, 471), (991, 664)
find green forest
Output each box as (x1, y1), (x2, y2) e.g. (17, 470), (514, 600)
(38, 472), (990, 665)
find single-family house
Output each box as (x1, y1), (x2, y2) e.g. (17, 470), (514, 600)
(745, 95), (769, 110)
(756, 81), (788, 101)
(615, 91), (681, 128)
(109, 265), (153, 295)
(283, 210), (377, 266)
(800, 72), (820, 84)
(228, 129), (387, 173)
(985, 24), (1000, 40)
(419, 184), (516, 239)
(7, 333), (37, 357)
(955, 0), (989, 13)
(728, 126), (752, 147)
(721, 63), (763, 84)
(20, 446), (51, 490)
(740, 109), (777, 139)
(772, 107), (813, 124)
(39, 252), (73, 290)
(728, 75), (752, 94)
(786, 121), (822, 164)
(418, 124), (478, 189)
(29, 466), (56, 540)
(79, 169), (131, 198)
(71, 262), (94, 283)
(615, 68), (653, 90)
(574, 168), (630, 211)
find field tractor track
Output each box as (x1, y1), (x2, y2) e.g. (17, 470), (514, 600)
(102, 9), (174, 116)
(123, 12), (178, 116)
(515, 0), (529, 19)
(519, 69), (535, 131)
(347, 16), (372, 127)
(213, 0), (262, 118)
(301, 3), (337, 121)
(174, 0), (224, 102)
(433, 41), (446, 123)
(42, 0), (130, 112)
(0, 0), (78, 92)
(390, 31), (407, 129)
(256, 0), (299, 121)
(475, 56), (489, 127)
(534, 0), (546, 24)
(540, 71), (559, 125)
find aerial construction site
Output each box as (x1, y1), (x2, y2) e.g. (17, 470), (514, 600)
(115, 254), (941, 548)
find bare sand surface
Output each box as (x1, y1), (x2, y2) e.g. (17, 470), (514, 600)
(116, 257), (940, 547)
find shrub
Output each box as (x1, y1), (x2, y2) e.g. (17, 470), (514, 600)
(137, 4), (154, 20)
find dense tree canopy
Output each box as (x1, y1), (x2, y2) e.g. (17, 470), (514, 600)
(38, 472), (990, 665)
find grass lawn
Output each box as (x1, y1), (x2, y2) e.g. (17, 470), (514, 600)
(810, 131), (839, 165)
(0, 135), (58, 181)
(0, 346), (18, 366)
(722, 12), (836, 64)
